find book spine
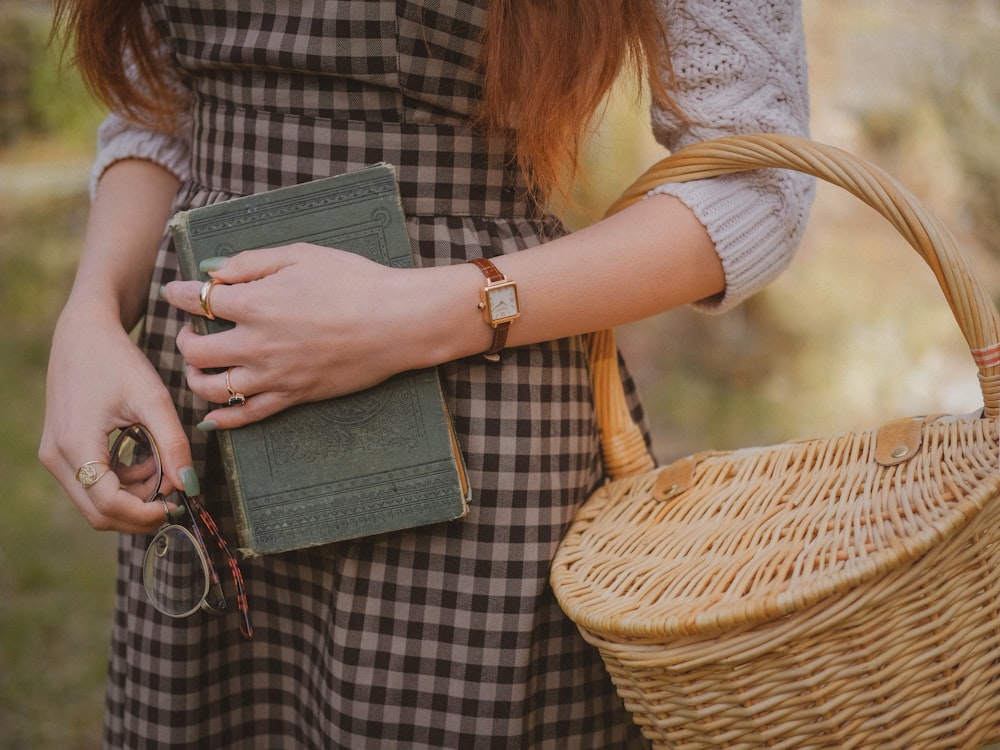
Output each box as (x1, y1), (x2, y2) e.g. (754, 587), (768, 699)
(168, 211), (257, 555)
(168, 211), (213, 337)
(216, 428), (257, 557)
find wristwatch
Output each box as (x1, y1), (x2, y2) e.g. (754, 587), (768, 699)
(469, 257), (520, 361)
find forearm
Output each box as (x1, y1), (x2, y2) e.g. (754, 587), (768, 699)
(506, 194), (721, 343)
(41, 158), (194, 534)
(65, 158), (180, 330)
(405, 193), (721, 366)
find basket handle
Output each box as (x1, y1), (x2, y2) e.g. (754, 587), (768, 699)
(593, 132), (1000, 481)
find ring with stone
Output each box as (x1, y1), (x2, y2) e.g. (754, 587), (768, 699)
(226, 367), (247, 407)
(76, 461), (109, 489)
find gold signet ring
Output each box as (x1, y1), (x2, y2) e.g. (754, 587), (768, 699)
(199, 278), (222, 320)
(226, 367), (247, 407)
(76, 461), (109, 489)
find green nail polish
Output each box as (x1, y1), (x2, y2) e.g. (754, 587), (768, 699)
(158, 284), (168, 299)
(196, 420), (218, 433)
(199, 257), (226, 272)
(168, 506), (187, 522)
(179, 466), (201, 497)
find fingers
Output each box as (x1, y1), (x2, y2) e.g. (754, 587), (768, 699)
(184, 363), (291, 429)
(75, 475), (170, 534)
(139, 413), (201, 500)
(39, 390), (198, 533)
(175, 314), (286, 429)
(38, 423), (140, 532)
(39, 435), (168, 534)
(202, 247), (292, 284)
(183, 364), (250, 408)
(163, 247), (295, 322)
(40, 309), (203, 534)
(171, 276), (239, 324)
(40, 419), (189, 534)
(199, 392), (289, 430)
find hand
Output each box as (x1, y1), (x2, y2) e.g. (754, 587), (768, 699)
(165, 244), (440, 429)
(38, 302), (197, 534)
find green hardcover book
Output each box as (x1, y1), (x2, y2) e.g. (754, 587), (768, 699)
(169, 164), (470, 555)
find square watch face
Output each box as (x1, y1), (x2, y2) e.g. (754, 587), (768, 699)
(486, 283), (519, 322)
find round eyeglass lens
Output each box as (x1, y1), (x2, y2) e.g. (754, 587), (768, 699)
(142, 525), (212, 617)
(109, 426), (163, 502)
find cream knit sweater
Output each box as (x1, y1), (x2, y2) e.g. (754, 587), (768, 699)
(90, 0), (813, 313)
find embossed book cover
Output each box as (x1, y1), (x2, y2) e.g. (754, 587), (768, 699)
(170, 164), (470, 555)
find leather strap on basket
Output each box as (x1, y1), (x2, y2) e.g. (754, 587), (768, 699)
(592, 133), (1000, 481)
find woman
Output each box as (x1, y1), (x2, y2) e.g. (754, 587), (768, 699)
(40, 0), (813, 746)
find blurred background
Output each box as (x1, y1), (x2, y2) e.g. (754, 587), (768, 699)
(2, 1), (1000, 747)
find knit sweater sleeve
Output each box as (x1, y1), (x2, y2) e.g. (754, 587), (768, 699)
(650, 0), (815, 313)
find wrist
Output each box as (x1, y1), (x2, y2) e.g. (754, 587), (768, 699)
(62, 284), (135, 332)
(468, 257), (520, 361)
(391, 262), (502, 369)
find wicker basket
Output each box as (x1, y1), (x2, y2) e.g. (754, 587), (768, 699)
(550, 134), (1000, 748)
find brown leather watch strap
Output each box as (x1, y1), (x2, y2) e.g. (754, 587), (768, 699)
(483, 324), (509, 358)
(470, 257), (505, 283)
(469, 257), (512, 359)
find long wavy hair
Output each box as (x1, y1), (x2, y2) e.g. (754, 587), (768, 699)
(53, 0), (678, 200)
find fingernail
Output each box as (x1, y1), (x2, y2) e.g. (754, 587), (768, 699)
(158, 284), (168, 299)
(179, 466), (201, 497)
(168, 506), (187, 522)
(196, 420), (218, 433)
(199, 257), (226, 272)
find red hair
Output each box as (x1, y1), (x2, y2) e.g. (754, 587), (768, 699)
(476, 0), (677, 198)
(53, 0), (677, 199)
(52, 1), (179, 128)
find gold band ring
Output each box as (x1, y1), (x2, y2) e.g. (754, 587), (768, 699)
(226, 367), (247, 407)
(199, 278), (222, 320)
(76, 461), (109, 489)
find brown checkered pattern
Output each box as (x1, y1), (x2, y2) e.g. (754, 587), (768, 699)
(106, 1), (651, 747)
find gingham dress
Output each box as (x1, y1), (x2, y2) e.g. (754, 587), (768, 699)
(105, 1), (648, 747)
(102, 1), (813, 747)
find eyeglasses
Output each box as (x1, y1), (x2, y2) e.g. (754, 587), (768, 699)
(109, 425), (253, 640)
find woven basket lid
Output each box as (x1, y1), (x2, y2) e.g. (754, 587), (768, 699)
(552, 416), (1000, 641)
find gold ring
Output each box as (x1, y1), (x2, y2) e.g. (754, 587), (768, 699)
(226, 367), (247, 407)
(199, 279), (222, 320)
(76, 461), (109, 489)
